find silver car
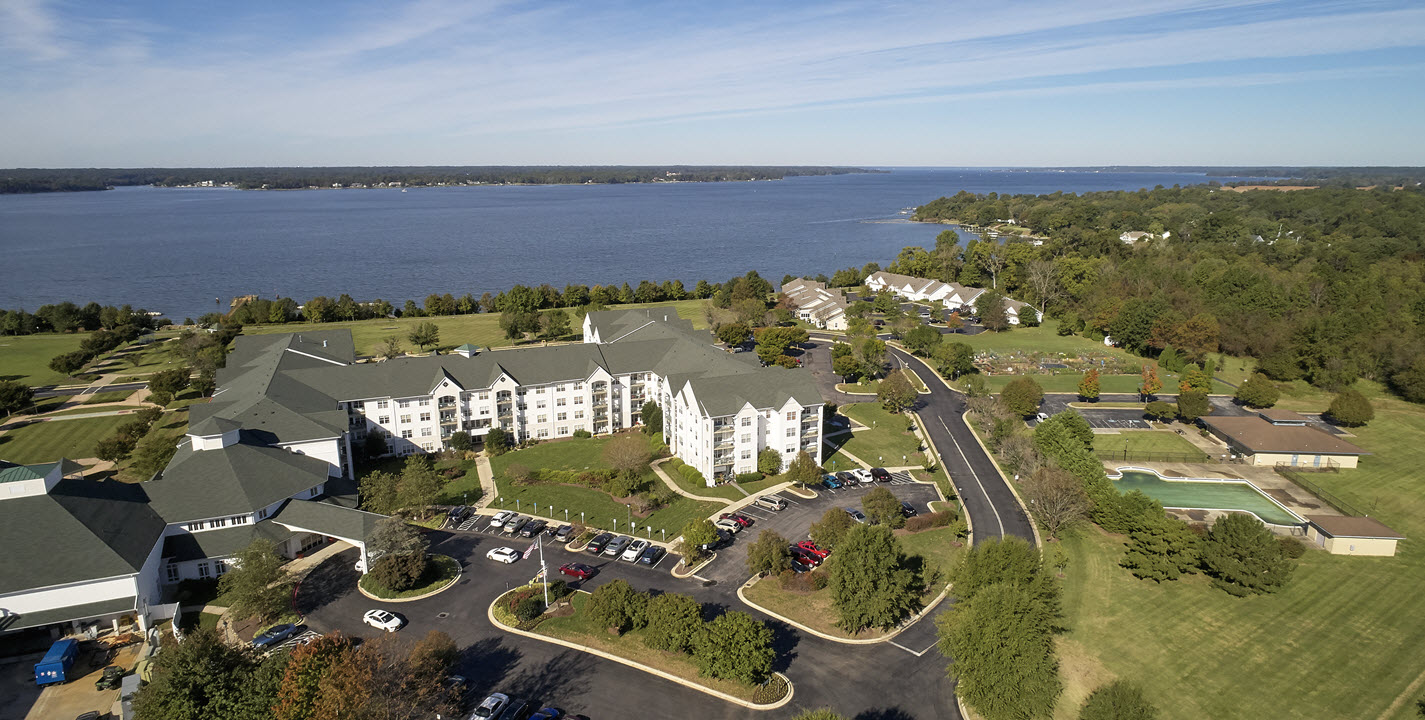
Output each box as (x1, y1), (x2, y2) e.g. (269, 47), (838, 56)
(603, 535), (631, 557)
(621, 539), (650, 562)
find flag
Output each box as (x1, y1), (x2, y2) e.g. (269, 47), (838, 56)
(523, 539), (540, 559)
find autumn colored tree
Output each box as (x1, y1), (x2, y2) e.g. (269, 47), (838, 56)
(1078, 368), (1100, 401)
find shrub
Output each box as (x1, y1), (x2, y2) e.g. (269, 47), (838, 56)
(1278, 536), (1307, 559)
(513, 596), (544, 622)
(1144, 401), (1175, 421)
(778, 569), (828, 592)
(370, 553), (429, 592)
(572, 429), (592, 439)
(1327, 388), (1374, 427)
(678, 464), (707, 487)
(1079, 679), (1158, 720)
(905, 511), (955, 532)
(736, 472), (764, 484)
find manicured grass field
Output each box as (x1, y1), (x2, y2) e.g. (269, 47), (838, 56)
(1054, 401), (1425, 719)
(239, 299), (714, 357)
(0, 414), (132, 464)
(1090, 430), (1208, 461)
(964, 371), (1233, 395)
(82, 389), (137, 404)
(828, 403), (924, 468)
(659, 459), (743, 502)
(489, 435), (721, 537)
(0, 333), (90, 386)
(115, 408), (188, 481)
(536, 592), (770, 703)
(836, 367), (927, 395)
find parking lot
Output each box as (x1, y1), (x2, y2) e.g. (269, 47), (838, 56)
(453, 513), (683, 575)
(694, 474), (944, 587)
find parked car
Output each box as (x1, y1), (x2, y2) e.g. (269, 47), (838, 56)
(251, 623), (297, 649)
(714, 518), (743, 534)
(559, 562), (596, 580)
(698, 528), (733, 553)
(585, 532), (613, 553)
(486, 547), (521, 564)
(844, 507), (867, 523)
(790, 554), (814, 573)
(554, 524), (574, 542)
(520, 519), (547, 538)
(821, 474), (842, 489)
(795, 540), (829, 559)
(851, 468), (873, 483)
(471, 693), (509, 720)
(495, 700), (532, 720)
(621, 539), (650, 562)
(488, 511), (514, 528)
(870, 467), (891, 482)
(789, 546), (822, 567)
(901, 501), (918, 517)
(835, 471), (858, 486)
(638, 545), (667, 566)
(719, 512), (754, 528)
(94, 665), (124, 691)
(603, 535), (631, 557)
(447, 505), (471, 523)
(502, 516), (528, 536)
(754, 495), (787, 511)
(362, 609), (403, 632)
(529, 708), (563, 720)
(1036, 411), (1050, 421)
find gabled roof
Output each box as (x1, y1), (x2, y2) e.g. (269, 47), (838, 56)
(189, 416), (242, 437)
(143, 435), (333, 522)
(0, 477), (165, 594)
(271, 499), (385, 543)
(161, 521), (296, 563)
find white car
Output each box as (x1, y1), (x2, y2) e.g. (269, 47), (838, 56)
(471, 693), (509, 719)
(621, 539), (650, 562)
(486, 546), (521, 564)
(714, 518), (742, 534)
(488, 510), (514, 528)
(851, 468), (873, 483)
(363, 609), (403, 632)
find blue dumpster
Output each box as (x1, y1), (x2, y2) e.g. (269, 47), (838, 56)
(34, 638), (78, 686)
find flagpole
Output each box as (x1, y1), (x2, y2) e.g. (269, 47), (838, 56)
(539, 539), (549, 609)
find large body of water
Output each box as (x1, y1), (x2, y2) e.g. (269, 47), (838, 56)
(2, 168), (1242, 322)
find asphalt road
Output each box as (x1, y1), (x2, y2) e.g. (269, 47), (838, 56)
(32, 381), (148, 398)
(299, 521), (963, 720)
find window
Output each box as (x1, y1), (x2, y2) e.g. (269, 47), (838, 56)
(421, 427), (433, 437)
(378, 415), (390, 424)
(399, 401), (411, 408)
(536, 387), (545, 394)
(419, 399), (430, 406)
(786, 447), (795, 454)
(556, 384), (566, 392)
(537, 415), (547, 423)
(741, 417), (752, 427)
(536, 400), (546, 408)
(574, 382), (584, 390)
(575, 411), (584, 419)
(557, 412), (567, 421)
(186, 521), (205, 532)
(402, 429), (413, 439)
(556, 398), (566, 406)
(786, 411), (797, 421)
(400, 414), (411, 424)
(422, 442), (434, 451)
(420, 412), (431, 422)
(785, 428), (795, 437)
(215, 561), (229, 577)
(377, 400), (389, 409)
(741, 434), (751, 444)
(258, 508), (269, 520)
(212, 517), (228, 528)
(478, 392), (489, 400)
(197, 562), (211, 579)
(574, 397), (584, 405)
(481, 408), (490, 416)
(165, 564), (180, 583)
(741, 449), (752, 459)
(537, 428), (549, 438)
(558, 426), (569, 436)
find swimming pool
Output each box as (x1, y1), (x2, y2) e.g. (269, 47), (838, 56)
(1110, 468), (1304, 526)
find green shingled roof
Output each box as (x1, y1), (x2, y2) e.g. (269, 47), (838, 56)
(271, 499), (384, 543)
(0, 477), (166, 595)
(161, 521), (295, 563)
(0, 596), (137, 632)
(143, 437), (333, 522)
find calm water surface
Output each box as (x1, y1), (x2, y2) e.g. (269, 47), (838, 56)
(1, 168), (1242, 322)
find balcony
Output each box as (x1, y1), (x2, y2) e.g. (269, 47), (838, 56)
(437, 398), (456, 409)
(440, 413), (458, 424)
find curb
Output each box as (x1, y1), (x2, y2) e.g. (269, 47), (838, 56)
(487, 594), (794, 711)
(960, 409), (1043, 549)
(356, 555), (462, 603)
(736, 576), (954, 647)
(672, 552), (717, 579)
(908, 408), (970, 543)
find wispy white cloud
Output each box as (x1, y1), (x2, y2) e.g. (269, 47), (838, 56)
(0, 0), (1421, 164)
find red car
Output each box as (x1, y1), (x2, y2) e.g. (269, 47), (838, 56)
(795, 540), (829, 559)
(559, 563), (596, 580)
(720, 512), (754, 528)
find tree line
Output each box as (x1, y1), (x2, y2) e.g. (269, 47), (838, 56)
(911, 183), (1425, 402)
(1, 165), (875, 194)
(1, 301), (162, 335)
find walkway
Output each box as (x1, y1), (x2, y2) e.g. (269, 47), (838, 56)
(649, 459), (735, 504)
(472, 454), (498, 509)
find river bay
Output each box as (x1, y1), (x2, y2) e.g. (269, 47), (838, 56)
(1, 168), (1245, 322)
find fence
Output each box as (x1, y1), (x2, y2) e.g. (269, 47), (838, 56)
(1094, 450), (1223, 464)
(1276, 467), (1361, 516)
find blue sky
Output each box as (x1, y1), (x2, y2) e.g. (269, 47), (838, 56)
(1, 0), (1422, 167)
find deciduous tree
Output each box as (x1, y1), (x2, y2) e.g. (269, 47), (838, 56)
(0, 379), (34, 416)
(586, 579), (648, 634)
(694, 611), (774, 684)
(1139, 363), (1162, 400)
(745, 530), (793, 577)
(1234, 372), (1279, 408)
(1176, 390), (1211, 422)
(1023, 467), (1092, 539)
(785, 450), (820, 489)
(643, 592), (703, 654)
(1000, 376), (1045, 417)
(809, 506), (854, 550)
(407, 321), (440, 350)
(757, 447), (783, 475)
(877, 370), (917, 414)
(605, 434), (652, 479)
(1078, 368), (1101, 401)
(218, 540), (292, 624)
(861, 486), (906, 528)
(1327, 388), (1374, 427)
(827, 524), (922, 632)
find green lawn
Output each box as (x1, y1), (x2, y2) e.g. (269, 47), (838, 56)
(825, 403), (923, 469)
(1055, 401), (1425, 719)
(1090, 431), (1208, 461)
(489, 435), (721, 537)
(963, 371), (1233, 395)
(659, 459), (743, 502)
(0, 333), (90, 386)
(83, 389), (137, 404)
(837, 368), (928, 395)
(239, 299), (715, 357)
(0, 414), (132, 464)
(357, 554), (460, 599)
(536, 592), (772, 703)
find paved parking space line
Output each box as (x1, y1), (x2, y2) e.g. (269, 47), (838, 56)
(888, 640), (929, 657)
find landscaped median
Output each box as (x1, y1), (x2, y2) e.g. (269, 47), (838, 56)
(489, 583), (793, 710)
(357, 554), (461, 601)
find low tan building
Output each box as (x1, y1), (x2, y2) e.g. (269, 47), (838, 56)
(1305, 515), (1403, 556)
(1200, 412), (1368, 469)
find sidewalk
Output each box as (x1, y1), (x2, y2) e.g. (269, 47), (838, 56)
(649, 459), (734, 504)
(473, 454), (498, 508)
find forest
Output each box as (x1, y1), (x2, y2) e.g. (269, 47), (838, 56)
(908, 184), (1425, 402)
(0, 165), (875, 193)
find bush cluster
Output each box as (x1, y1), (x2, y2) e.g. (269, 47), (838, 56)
(905, 510), (956, 533)
(778, 568), (828, 592)
(735, 472), (764, 484)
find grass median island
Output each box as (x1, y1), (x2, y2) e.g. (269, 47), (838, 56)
(528, 592), (783, 705)
(0, 413), (133, 464)
(1090, 430), (1208, 461)
(824, 403), (923, 470)
(1053, 400), (1425, 719)
(82, 389), (137, 404)
(358, 554), (460, 599)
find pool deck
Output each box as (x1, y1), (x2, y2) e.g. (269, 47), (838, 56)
(1101, 461), (1343, 522)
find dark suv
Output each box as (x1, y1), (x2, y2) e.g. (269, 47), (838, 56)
(586, 532), (613, 553)
(870, 467), (891, 482)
